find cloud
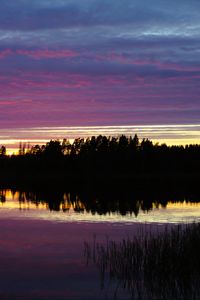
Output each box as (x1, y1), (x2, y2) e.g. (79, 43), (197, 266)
(0, 49), (13, 59)
(0, 0), (199, 31)
(0, 0), (200, 130)
(17, 49), (78, 59)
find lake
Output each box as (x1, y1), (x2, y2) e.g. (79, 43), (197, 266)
(0, 188), (200, 299)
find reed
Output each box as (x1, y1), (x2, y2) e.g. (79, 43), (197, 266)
(84, 223), (200, 299)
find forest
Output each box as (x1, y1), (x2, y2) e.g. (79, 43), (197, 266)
(0, 134), (200, 186)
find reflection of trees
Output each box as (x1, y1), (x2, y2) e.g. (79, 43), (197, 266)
(0, 187), (200, 215)
(0, 190), (6, 203)
(84, 223), (200, 299)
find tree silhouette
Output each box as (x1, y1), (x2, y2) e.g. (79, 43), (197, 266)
(0, 145), (6, 156)
(44, 140), (63, 157)
(0, 134), (200, 187)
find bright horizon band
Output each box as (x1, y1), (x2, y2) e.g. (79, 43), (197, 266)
(1, 124), (200, 155)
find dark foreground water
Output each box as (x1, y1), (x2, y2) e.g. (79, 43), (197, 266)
(0, 189), (200, 299)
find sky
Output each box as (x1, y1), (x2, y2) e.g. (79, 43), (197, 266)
(0, 0), (200, 151)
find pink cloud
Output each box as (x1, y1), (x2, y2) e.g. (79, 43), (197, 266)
(91, 52), (200, 73)
(0, 100), (18, 106)
(17, 49), (78, 59)
(131, 59), (200, 72)
(0, 49), (13, 59)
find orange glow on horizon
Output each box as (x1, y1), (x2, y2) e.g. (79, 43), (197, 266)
(0, 123), (199, 155)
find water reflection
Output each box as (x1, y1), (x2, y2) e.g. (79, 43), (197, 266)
(85, 223), (200, 299)
(0, 189), (200, 223)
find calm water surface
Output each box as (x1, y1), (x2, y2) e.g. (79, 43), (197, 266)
(1, 189), (200, 224)
(0, 189), (199, 299)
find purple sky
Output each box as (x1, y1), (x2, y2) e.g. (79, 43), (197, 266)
(0, 0), (200, 147)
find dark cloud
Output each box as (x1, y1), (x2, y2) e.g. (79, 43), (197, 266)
(0, 0), (199, 31)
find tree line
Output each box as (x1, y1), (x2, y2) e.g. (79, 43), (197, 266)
(0, 135), (200, 182)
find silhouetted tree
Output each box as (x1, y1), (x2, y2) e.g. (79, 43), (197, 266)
(44, 140), (63, 157)
(1, 134), (200, 186)
(0, 145), (6, 156)
(61, 138), (71, 155)
(30, 144), (44, 155)
(71, 138), (85, 155)
(119, 135), (129, 152)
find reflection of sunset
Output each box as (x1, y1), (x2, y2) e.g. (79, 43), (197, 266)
(0, 189), (200, 224)
(167, 201), (200, 208)
(0, 190), (85, 212)
(153, 201), (200, 209)
(0, 190), (47, 210)
(62, 201), (85, 211)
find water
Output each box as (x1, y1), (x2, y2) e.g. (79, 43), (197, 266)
(0, 188), (199, 299)
(1, 189), (200, 224)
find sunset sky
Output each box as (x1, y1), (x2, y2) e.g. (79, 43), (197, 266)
(0, 0), (200, 152)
